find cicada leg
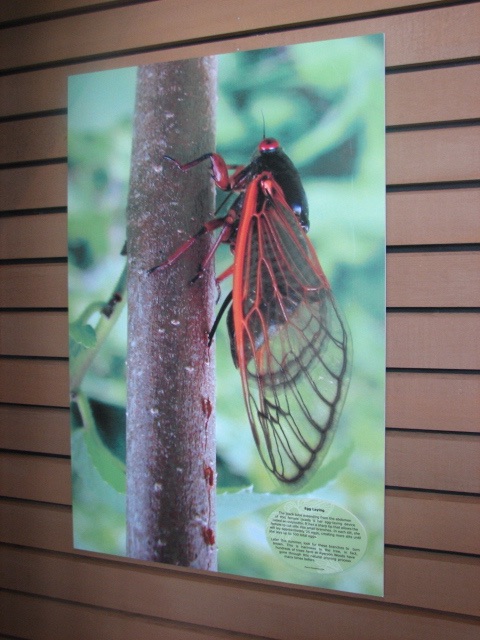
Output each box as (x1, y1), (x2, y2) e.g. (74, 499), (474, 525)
(147, 217), (227, 275)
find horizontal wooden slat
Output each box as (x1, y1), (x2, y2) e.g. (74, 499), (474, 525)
(0, 358), (69, 406)
(0, 563), (479, 640)
(0, 0), (122, 23)
(0, 66), (72, 118)
(0, 589), (230, 640)
(0, 310), (68, 357)
(1, 309), (478, 370)
(386, 431), (480, 494)
(0, 405), (70, 455)
(1, 360), (478, 433)
(387, 187), (480, 246)
(0, 452), (71, 504)
(387, 312), (480, 370)
(2, 252), (478, 309)
(0, 115), (66, 165)
(0, 163), (67, 211)
(386, 548), (480, 616)
(2, 2), (479, 73)
(387, 125), (480, 185)
(387, 371), (479, 433)
(0, 212), (66, 260)
(2, 487), (478, 556)
(387, 63), (480, 126)
(1, 431), (477, 504)
(0, 263), (67, 308)
(386, 251), (480, 308)
(386, 490), (479, 555)
(1, 189), (478, 263)
(0, 500), (73, 553)
(0, 544), (478, 622)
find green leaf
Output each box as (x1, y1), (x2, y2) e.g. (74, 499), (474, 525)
(217, 487), (286, 523)
(74, 392), (126, 493)
(83, 419), (126, 494)
(70, 322), (97, 348)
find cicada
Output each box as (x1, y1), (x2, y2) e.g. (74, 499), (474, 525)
(150, 138), (350, 483)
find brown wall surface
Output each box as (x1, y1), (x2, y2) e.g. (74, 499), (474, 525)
(0, 1), (479, 638)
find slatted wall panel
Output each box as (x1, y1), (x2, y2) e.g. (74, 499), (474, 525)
(0, 1), (479, 638)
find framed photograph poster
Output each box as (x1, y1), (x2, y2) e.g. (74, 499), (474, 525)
(68, 33), (386, 597)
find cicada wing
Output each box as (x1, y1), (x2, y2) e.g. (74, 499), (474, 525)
(232, 175), (350, 483)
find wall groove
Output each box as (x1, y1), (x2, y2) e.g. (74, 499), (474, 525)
(0, 1), (157, 30)
(0, 109), (67, 125)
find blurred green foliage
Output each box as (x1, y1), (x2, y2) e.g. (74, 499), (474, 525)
(68, 68), (134, 554)
(68, 35), (385, 595)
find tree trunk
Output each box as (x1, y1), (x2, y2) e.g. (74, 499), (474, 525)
(126, 58), (217, 569)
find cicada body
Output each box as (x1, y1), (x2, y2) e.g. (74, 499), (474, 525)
(150, 138), (350, 483)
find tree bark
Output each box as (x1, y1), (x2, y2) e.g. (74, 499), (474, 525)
(126, 58), (217, 569)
